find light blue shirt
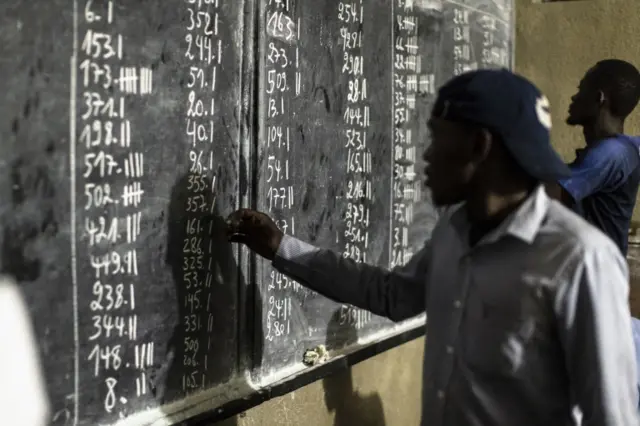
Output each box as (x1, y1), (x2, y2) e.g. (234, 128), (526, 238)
(272, 186), (639, 426)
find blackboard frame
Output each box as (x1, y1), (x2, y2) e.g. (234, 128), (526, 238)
(176, 322), (425, 425)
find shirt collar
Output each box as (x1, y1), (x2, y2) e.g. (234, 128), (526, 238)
(501, 185), (549, 244)
(449, 185), (550, 246)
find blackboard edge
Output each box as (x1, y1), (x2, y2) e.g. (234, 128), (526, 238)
(237, 0), (260, 377)
(186, 323), (425, 425)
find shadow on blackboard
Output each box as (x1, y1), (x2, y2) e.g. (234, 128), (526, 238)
(159, 172), (263, 424)
(323, 309), (386, 426)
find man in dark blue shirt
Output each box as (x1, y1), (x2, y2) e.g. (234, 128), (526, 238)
(548, 59), (640, 411)
(548, 59), (640, 256)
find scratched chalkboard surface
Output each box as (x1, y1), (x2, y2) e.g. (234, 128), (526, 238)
(0, 0), (513, 425)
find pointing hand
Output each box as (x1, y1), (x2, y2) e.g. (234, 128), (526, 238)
(225, 209), (283, 261)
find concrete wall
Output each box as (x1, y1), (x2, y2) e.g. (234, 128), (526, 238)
(210, 2), (640, 424)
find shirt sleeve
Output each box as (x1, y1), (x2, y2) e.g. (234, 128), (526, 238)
(0, 278), (50, 426)
(558, 141), (636, 203)
(272, 235), (432, 322)
(554, 243), (639, 426)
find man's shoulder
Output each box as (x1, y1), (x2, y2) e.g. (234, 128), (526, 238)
(589, 135), (640, 160)
(542, 200), (622, 258)
(534, 202), (629, 290)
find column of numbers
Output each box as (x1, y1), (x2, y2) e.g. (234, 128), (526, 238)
(79, 0), (151, 418)
(181, 0), (220, 394)
(391, 1), (424, 268)
(480, 15), (508, 68)
(338, 0), (373, 330)
(264, 0), (297, 343)
(452, 7), (473, 75)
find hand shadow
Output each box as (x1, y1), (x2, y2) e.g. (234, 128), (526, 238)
(157, 171), (263, 424)
(323, 309), (386, 426)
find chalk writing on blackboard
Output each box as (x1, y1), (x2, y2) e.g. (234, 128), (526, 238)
(0, 0), (514, 423)
(263, 0), (300, 346)
(391, 0), (424, 271)
(338, 0), (373, 330)
(78, 0), (152, 419)
(180, 0), (222, 396)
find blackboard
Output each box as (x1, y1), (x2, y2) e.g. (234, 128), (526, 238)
(0, 0), (514, 424)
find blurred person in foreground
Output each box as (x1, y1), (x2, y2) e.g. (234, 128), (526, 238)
(0, 275), (49, 426)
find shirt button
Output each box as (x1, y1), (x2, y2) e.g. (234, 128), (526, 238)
(453, 300), (461, 308)
(446, 345), (454, 354)
(437, 390), (445, 399)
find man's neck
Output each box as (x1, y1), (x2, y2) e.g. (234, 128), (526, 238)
(466, 188), (532, 246)
(583, 121), (624, 145)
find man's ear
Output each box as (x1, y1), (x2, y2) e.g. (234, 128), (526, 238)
(597, 89), (606, 106)
(470, 127), (493, 164)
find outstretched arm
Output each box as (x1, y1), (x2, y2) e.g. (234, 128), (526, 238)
(226, 208), (433, 322)
(273, 235), (431, 322)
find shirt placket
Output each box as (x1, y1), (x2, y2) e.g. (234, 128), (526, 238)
(434, 250), (474, 423)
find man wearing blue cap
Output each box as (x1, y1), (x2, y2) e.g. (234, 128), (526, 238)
(226, 69), (639, 425)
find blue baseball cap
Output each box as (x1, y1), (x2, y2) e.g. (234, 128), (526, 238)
(432, 68), (571, 181)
